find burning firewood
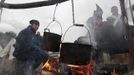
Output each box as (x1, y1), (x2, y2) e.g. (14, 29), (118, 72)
(42, 55), (60, 73)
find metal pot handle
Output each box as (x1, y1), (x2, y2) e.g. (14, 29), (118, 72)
(58, 24), (92, 57)
(61, 24), (92, 44)
(44, 28), (50, 32)
(44, 19), (63, 35)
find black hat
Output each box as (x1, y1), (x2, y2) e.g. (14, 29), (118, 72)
(29, 19), (40, 25)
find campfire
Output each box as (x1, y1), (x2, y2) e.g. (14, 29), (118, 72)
(42, 53), (95, 75)
(66, 58), (95, 75)
(42, 59), (52, 71)
(42, 57), (60, 73)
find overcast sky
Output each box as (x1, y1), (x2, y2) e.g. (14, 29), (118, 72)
(0, 0), (133, 42)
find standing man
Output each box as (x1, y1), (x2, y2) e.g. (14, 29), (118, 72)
(107, 6), (125, 37)
(108, 6), (121, 25)
(106, 6), (128, 51)
(13, 19), (48, 70)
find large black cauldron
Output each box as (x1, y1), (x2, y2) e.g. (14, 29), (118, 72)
(59, 24), (92, 65)
(43, 31), (61, 52)
(60, 43), (92, 65)
(42, 20), (62, 52)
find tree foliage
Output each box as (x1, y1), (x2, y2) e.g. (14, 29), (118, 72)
(0, 31), (16, 48)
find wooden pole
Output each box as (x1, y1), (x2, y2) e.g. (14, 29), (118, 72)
(0, 0), (69, 9)
(119, 0), (134, 52)
(120, 0), (134, 69)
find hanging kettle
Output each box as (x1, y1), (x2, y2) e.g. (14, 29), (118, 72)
(59, 24), (93, 65)
(42, 20), (62, 52)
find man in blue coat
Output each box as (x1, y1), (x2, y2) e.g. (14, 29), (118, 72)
(13, 19), (48, 69)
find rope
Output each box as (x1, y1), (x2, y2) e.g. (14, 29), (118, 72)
(71, 0), (75, 25)
(45, 3), (63, 35)
(52, 3), (58, 21)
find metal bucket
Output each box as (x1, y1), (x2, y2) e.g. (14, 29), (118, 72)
(42, 20), (62, 52)
(60, 43), (92, 65)
(59, 24), (92, 65)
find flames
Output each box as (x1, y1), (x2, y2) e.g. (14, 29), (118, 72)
(67, 59), (95, 75)
(42, 57), (60, 73)
(42, 56), (95, 75)
(42, 59), (52, 71)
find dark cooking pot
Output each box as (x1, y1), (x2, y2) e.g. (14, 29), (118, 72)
(60, 24), (92, 65)
(43, 32), (61, 52)
(60, 43), (92, 65)
(42, 20), (62, 52)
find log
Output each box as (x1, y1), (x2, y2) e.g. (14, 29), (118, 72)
(0, 0), (69, 9)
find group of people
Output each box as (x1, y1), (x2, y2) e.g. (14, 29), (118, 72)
(87, 5), (129, 53)
(86, 5), (130, 75)
(12, 4), (129, 75)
